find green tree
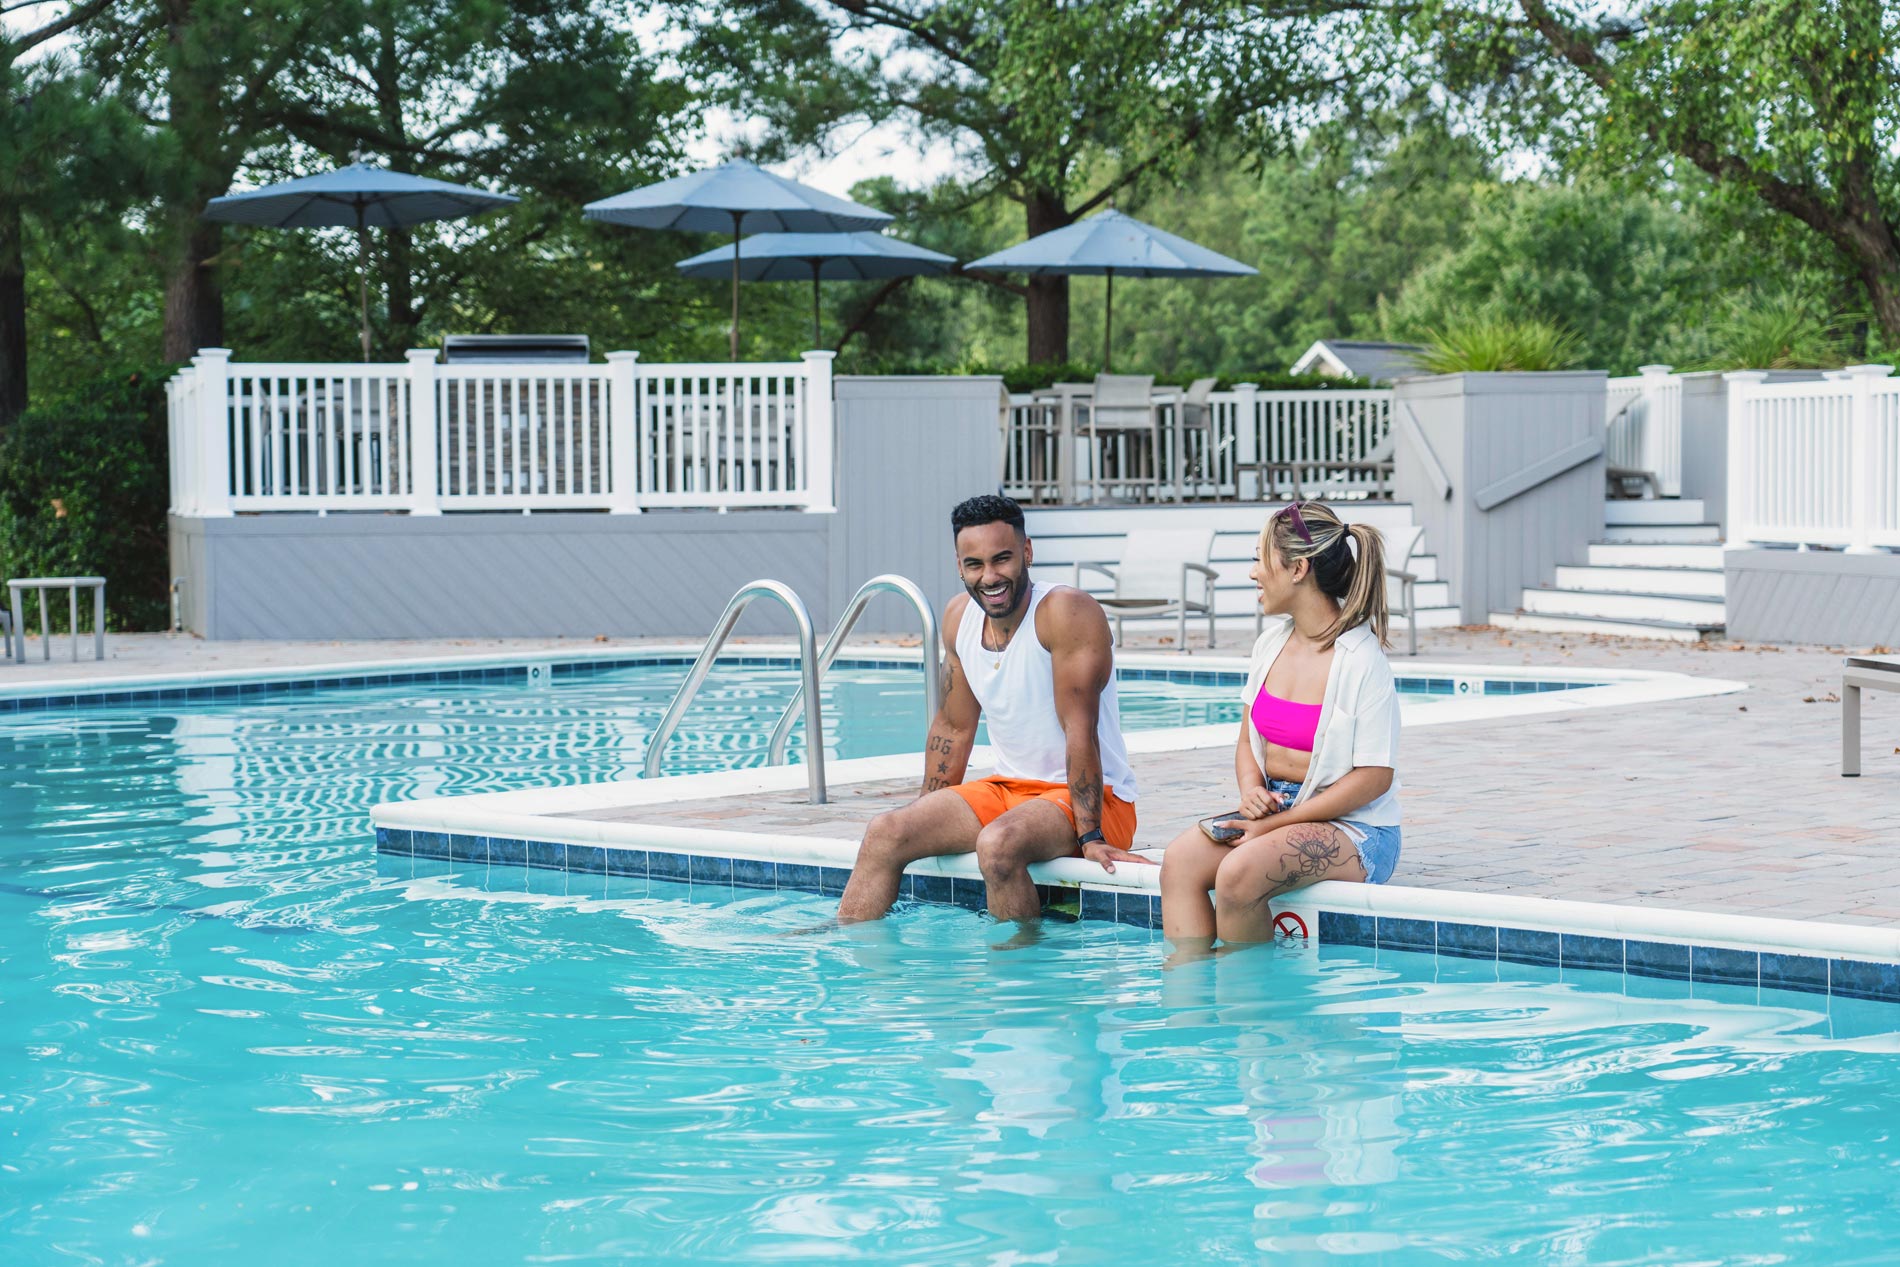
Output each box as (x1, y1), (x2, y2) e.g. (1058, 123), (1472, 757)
(688, 0), (1369, 364)
(1419, 0), (1900, 344)
(0, 1), (136, 428)
(221, 0), (704, 361)
(1376, 181), (1717, 373)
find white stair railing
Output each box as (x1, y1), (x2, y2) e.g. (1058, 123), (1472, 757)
(1605, 363), (1683, 496)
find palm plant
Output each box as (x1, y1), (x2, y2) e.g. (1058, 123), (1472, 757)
(1409, 313), (1583, 373)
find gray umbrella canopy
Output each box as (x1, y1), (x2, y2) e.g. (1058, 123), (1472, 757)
(205, 162), (518, 360)
(586, 160), (894, 359)
(674, 231), (955, 347)
(968, 209), (1257, 369)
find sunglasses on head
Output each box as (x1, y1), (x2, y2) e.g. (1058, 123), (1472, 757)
(1280, 501), (1314, 544)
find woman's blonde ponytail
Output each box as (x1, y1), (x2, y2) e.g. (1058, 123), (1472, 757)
(1333, 521), (1389, 649)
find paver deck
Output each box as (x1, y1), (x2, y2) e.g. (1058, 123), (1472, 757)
(11, 626), (1896, 929)
(559, 627), (1900, 929)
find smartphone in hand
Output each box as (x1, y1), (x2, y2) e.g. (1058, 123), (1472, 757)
(1198, 812), (1247, 844)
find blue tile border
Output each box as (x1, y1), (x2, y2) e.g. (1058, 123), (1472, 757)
(372, 831), (1900, 1007)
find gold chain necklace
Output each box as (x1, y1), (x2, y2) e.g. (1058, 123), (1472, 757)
(983, 583), (1028, 669)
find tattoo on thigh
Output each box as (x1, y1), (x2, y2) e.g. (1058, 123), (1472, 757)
(1266, 826), (1344, 898)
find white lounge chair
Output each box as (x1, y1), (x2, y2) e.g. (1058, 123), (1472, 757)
(1072, 527), (1218, 650)
(1253, 521), (1422, 656)
(1843, 653), (1900, 776)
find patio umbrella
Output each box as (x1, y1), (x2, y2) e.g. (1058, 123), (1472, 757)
(673, 231), (956, 348)
(967, 209), (1257, 370)
(585, 160), (893, 360)
(205, 162), (518, 361)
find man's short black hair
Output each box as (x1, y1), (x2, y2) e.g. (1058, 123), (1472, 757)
(951, 493), (1026, 538)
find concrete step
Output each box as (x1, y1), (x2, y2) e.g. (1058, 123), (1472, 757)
(1586, 541), (1726, 569)
(1602, 523), (1724, 544)
(1488, 611), (1721, 643)
(1552, 565), (1726, 598)
(1604, 498), (1706, 526)
(1520, 586), (1726, 624)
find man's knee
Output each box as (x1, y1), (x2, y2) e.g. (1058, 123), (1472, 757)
(857, 809), (908, 869)
(974, 820), (1032, 878)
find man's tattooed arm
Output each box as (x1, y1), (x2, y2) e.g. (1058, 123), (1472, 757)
(921, 623), (979, 796)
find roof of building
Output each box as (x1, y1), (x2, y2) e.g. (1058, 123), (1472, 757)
(1290, 339), (1428, 384)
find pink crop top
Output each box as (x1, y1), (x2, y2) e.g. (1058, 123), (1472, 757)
(1251, 686), (1322, 752)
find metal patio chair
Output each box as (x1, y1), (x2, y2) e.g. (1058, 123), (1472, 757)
(1073, 527), (1218, 650)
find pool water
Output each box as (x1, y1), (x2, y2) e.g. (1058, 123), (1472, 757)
(6, 664), (1899, 1264)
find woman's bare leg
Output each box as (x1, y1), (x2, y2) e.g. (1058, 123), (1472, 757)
(1160, 824), (1228, 943)
(1213, 821), (1366, 944)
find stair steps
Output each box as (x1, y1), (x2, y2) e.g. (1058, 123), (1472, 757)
(1491, 498), (1729, 641)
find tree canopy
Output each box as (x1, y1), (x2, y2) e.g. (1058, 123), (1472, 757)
(2, 0), (1890, 428)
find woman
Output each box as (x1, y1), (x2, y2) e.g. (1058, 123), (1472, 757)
(1160, 501), (1402, 946)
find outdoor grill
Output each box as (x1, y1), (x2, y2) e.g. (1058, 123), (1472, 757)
(440, 334), (591, 363)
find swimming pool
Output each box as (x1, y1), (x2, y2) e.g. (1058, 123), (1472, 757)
(14, 658), (1894, 1262)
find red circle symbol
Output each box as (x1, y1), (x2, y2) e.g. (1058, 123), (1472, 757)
(1273, 911), (1309, 940)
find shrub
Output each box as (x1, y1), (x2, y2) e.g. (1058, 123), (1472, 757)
(1410, 314), (1583, 373)
(0, 366), (174, 632)
(1691, 291), (1852, 370)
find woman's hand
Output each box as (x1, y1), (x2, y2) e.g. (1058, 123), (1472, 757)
(1238, 785), (1283, 820)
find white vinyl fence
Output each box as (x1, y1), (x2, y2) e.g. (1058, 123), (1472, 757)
(1002, 385), (1393, 503)
(168, 348), (836, 516)
(1605, 364), (1683, 497)
(1726, 365), (1900, 551)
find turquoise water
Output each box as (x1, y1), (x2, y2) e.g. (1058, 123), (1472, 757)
(6, 664), (1900, 1264)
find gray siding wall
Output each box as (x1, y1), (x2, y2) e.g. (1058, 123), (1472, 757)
(1394, 372), (1606, 623)
(830, 375), (1004, 634)
(176, 511), (831, 639)
(171, 375), (1006, 640)
(1727, 548), (1900, 645)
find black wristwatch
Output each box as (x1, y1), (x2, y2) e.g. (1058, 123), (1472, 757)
(1076, 828), (1106, 849)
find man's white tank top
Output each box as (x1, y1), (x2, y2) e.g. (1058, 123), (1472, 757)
(955, 583), (1139, 801)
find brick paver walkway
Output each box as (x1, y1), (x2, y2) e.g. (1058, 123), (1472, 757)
(568, 628), (1900, 928)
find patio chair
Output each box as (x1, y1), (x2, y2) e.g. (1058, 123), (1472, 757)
(1175, 377), (1225, 500)
(1072, 527), (1218, 650)
(1253, 521), (1422, 655)
(1087, 374), (1163, 502)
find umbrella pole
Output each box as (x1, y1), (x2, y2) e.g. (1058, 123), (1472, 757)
(1103, 268), (1113, 373)
(356, 202), (372, 362)
(811, 261), (823, 350)
(730, 211), (744, 361)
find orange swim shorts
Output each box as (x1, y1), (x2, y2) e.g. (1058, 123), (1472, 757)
(948, 776), (1138, 851)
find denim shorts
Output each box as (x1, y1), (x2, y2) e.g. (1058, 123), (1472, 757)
(1266, 778), (1401, 885)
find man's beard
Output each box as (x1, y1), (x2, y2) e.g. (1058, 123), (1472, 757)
(965, 571), (1029, 620)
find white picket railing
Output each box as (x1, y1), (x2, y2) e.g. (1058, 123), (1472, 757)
(1002, 385), (1393, 504)
(1605, 363), (1683, 497)
(168, 348), (836, 516)
(1726, 364), (1900, 551)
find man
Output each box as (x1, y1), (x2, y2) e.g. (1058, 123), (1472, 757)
(838, 494), (1149, 923)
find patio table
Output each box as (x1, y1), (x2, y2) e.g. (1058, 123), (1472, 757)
(1028, 383), (1185, 503)
(8, 576), (106, 663)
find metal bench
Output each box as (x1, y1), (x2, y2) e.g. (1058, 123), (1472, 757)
(7, 576), (106, 662)
(1842, 653), (1900, 776)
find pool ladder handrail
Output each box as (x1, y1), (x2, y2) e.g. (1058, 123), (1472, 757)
(766, 574), (941, 767)
(643, 579), (827, 804)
